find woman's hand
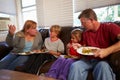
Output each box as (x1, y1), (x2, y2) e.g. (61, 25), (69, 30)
(8, 24), (16, 35)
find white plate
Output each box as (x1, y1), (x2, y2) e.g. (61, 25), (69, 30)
(18, 52), (34, 55)
(18, 50), (49, 55)
(77, 46), (99, 56)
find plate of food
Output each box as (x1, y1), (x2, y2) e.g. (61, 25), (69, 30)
(77, 46), (99, 56)
(18, 51), (34, 55)
(31, 49), (49, 54)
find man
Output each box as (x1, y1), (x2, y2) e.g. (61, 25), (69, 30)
(68, 8), (120, 80)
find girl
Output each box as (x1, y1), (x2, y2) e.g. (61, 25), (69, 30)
(45, 29), (82, 80)
(45, 25), (64, 57)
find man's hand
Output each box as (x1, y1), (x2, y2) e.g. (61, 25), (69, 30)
(8, 24), (16, 35)
(94, 49), (110, 58)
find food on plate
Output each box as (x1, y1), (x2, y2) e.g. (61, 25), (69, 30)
(82, 47), (97, 54)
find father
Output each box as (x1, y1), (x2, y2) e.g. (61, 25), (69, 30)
(68, 8), (120, 80)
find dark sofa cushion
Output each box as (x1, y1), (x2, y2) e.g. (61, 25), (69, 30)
(0, 42), (13, 60)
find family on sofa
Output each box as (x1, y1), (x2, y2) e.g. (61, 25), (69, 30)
(0, 8), (120, 80)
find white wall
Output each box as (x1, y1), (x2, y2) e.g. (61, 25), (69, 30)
(36, 0), (73, 27)
(74, 0), (120, 12)
(0, 0), (16, 15)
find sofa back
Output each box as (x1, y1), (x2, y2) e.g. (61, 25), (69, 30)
(39, 26), (83, 54)
(39, 21), (120, 54)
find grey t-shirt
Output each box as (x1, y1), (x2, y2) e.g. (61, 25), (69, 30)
(45, 37), (64, 54)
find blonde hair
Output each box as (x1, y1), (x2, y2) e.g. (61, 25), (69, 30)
(71, 29), (82, 42)
(50, 25), (61, 36)
(22, 20), (37, 33)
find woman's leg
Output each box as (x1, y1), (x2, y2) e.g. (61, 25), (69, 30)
(68, 58), (91, 80)
(8, 55), (29, 70)
(93, 61), (116, 80)
(0, 53), (18, 69)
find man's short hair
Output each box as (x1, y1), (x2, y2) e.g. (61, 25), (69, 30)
(78, 8), (97, 21)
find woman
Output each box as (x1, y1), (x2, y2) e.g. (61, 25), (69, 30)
(0, 20), (43, 70)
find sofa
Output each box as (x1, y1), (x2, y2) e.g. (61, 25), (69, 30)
(0, 21), (120, 80)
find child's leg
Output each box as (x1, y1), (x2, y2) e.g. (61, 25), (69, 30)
(45, 57), (66, 78)
(58, 58), (76, 80)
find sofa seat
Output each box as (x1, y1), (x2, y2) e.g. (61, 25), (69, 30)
(0, 21), (120, 80)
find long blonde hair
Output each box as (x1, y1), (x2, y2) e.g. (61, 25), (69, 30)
(22, 20), (37, 33)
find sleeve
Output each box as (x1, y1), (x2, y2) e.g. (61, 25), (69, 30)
(109, 23), (120, 42)
(6, 32), (14, 47)
(44, 38), (49, 50)
(12, 33), (22, 48)
(6, 32), (21, 47)
(58, 39), (64, 53)
(37, 32), (43, 49)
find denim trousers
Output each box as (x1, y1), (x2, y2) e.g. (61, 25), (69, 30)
(0, 52), (29, 70)
(68, 58), (115, 80)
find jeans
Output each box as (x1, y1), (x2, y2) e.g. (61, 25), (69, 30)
(0, 52), (29, 70)
(68, 58), (115, 80)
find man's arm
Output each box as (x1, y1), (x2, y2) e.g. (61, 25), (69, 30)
(94, 34), (120, 58)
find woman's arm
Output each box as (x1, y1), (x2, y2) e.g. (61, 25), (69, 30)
(6, 25), (16, 47)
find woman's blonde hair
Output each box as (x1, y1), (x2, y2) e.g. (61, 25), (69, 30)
(50, 25), (61, 36)
(22, 20), (37, 33)
(71, 29), (82, 42)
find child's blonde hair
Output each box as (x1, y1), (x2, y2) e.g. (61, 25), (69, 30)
(50, 25), (61, 36)
(71, 29), (82, 42)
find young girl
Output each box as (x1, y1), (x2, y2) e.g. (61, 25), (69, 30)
(44, 25), (64, 57)
(45, 29), (82, 80)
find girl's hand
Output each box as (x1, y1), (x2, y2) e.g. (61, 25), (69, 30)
(8, 24), (16, 35)
(72, 43), (81, 50)
(49, 50), (61, 56)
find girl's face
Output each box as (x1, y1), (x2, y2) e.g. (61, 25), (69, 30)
(49, 31), (58, 38)
(71, 35), (79, 43)
(27, 27), (37, 36)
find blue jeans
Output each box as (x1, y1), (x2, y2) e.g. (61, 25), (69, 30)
(68, 58), (115, 80)
(0, 52), (29, 70)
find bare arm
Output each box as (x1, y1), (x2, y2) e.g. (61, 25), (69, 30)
(94, 41), (120, 58)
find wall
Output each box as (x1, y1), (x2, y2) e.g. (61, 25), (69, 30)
(36, 0), (73, 27)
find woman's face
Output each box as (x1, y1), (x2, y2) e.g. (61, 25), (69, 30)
(27, 27), (37, 36)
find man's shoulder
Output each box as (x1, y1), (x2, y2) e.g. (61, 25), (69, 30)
(101, 22), (119, 27)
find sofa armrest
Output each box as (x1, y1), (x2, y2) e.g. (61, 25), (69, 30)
(109, 51), (120, 79)
(0, 42), (13, 60)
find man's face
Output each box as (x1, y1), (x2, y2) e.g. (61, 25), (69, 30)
(80, 17), (93, 30)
